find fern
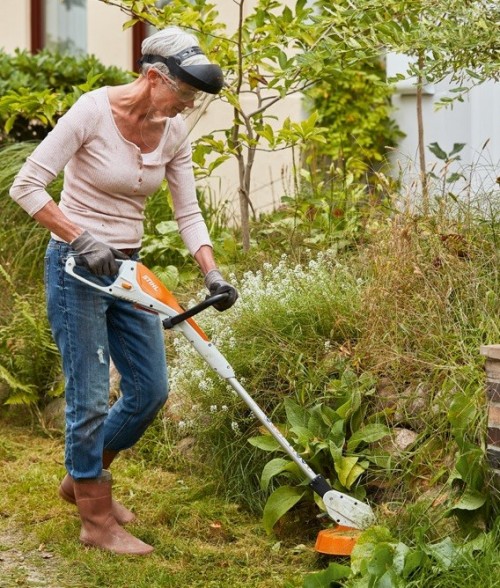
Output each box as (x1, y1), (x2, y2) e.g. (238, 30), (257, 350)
(0, 265), (62, 406)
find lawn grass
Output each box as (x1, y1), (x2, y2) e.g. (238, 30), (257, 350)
(0, 410), (320, 588)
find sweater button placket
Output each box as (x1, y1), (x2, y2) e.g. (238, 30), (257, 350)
(135, 154), (143, 192)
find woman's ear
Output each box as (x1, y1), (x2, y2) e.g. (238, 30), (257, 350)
(146, 68), (162, 87)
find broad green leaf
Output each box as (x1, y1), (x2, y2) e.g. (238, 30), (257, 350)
(335, 455), (360, 487)
(284, 397), (308, 429)
(260, 458), (292, 492)
(374, 569), (401, 588)
(402, 549), (425, 578)
(151, 265), (178, 291)
(262, 485), (305, 534)
(327, 419), (345, 446)
(307, 405), (330, 438)
(347, 424), (391, 452)
(367, 544), (394, 577)
(248, 435), (281, 452)
(156, 220), (179, 235)
(302, 562), (351, 588)
(345, 462), (365, 489)
(423, 537), (457, 570)
(351, 526), (395, 575)
(448, 391), (478, 431)
(450, 142), (466, 156)
(392, 542), (411, 575)
(450, 489), (486, 511)
(290, 425), (314, 447)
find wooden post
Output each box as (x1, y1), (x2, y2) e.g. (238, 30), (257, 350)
(480, 345), (500, 492)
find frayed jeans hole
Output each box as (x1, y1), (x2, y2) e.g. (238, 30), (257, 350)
(97, 346), (106, 364)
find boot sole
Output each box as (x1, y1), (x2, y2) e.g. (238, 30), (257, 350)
(80, 538), (154, 556)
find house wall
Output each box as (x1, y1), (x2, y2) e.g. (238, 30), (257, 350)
(87, 1), (133, 70)
(2, 0), (30, 52)
(387, 54), (500, 201)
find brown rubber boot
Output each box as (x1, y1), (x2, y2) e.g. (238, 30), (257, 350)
(59, 451), (136, 525)
(74, 471), (153, 555)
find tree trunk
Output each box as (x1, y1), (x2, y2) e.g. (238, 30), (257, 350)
(416, 51), (428, 215)
(238, 152), (251, 252)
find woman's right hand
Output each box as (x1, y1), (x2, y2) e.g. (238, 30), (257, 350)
(71, 231), (128, 276)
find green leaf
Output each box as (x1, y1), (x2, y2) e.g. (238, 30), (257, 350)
(248, 435), (281, 452)
(351, 526), (395, 575)
(450, 143), (466, 156)
(151, 265), (179, 291)
(302, 562), (351, 588)
(450, 489), (486, 511)
(347, 424), (391, 452)
(335, 455), (364, 488)
(262, 485), (305, 534)
(428, 142), (448, 160)
(327, 419), (345, 446)
(156, 220), (179, 235)
(448, 391), (478, 431)
(367, 544), (394, 576)
(423, 537), (457, 570)
(284, 398), (308, 429)
(402, 549), (425, 578)
(260, 458), (292, 491)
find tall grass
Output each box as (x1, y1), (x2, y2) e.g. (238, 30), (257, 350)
(0, 141), (63, 289)
(0, 142), (63, 405)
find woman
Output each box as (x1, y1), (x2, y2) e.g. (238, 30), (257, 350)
(10, 26), (238, 556)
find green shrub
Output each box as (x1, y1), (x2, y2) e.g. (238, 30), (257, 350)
(0, 49), (132, 143)
(304, 56), (403, 184)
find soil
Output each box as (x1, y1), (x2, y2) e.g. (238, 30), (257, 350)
(0, 522), (63, 588)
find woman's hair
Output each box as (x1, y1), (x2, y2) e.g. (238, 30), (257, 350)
(140, 26), (210, 78)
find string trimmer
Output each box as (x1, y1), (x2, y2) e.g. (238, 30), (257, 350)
(65, 257), (376, 554)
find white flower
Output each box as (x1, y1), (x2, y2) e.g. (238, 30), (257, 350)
(210, 404), (217, 413)
(231, 421), (240, 434)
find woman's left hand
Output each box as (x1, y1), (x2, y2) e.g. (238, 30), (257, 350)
(204, 269), (239, 311)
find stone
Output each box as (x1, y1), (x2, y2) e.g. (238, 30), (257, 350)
(42, 397), (66, 432)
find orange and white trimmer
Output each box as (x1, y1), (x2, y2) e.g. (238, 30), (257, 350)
(65, 258), (376, 554)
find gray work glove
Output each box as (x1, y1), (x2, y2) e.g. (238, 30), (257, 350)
(204, 269), (239, 311)
(71, 230), (128, 276)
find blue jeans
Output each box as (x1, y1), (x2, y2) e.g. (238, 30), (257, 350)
(45, 240), (169, 480)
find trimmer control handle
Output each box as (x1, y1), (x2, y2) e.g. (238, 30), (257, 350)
(162, 293), (230, 330)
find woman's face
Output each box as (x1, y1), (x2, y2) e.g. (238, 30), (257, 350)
(150, 69), (201, 117)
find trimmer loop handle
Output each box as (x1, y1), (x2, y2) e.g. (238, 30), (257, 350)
(162, 293), (229, 330)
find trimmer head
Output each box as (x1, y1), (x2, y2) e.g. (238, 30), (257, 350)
(315, 526), (363, 556)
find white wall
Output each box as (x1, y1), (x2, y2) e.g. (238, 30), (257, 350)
(88, 0), (133, 70)
(387, 54), (500, 199)
(1, 0), (30, 52)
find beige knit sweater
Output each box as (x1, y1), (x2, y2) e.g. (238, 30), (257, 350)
(9, 87), (212, 255)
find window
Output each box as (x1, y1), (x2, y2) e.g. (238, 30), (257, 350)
(31, 0), (87, 55)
